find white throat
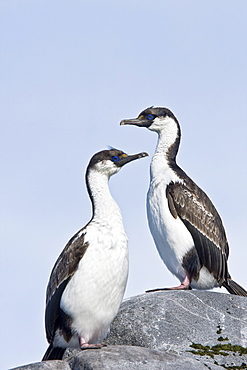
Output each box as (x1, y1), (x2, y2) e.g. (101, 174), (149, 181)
(87, 168), (122, 222)
(150, 127), (178, 182)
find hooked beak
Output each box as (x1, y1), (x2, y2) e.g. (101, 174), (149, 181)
(116, 152), (148, 167)
(120, 118), (151, 128)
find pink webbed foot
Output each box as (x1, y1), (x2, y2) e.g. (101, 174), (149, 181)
(80, 343), (106, 350)
(79, 337), (106, 350)
(146, 275), (192, 293)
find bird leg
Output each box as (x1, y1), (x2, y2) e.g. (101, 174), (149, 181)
(146, 275), (191, 293)
(79, 336), (106, 350)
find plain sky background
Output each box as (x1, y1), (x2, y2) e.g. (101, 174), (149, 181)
(1, 1), (247, 368)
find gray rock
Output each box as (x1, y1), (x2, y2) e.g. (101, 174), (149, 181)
(66, 345), (222, 369)
(11, 291), (247, 369)
(106, 290), (247, 368)
(10, 360), (70, 370)
(11, 345), (222, 370)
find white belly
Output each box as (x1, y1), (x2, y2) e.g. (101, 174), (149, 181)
(147, 181), (194, 282)
(57, 222), (128, 348)
(147, 181), (220, 290)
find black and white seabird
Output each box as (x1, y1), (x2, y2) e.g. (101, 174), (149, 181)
(120, 107), (247, 296)
(42, 149), (148, 361)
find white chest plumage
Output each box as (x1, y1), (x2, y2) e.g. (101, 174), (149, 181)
(59, 219), (128, 347)
(147, 165), (194, 282)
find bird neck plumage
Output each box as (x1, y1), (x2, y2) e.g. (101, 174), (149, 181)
(150, 130), (180, 180)
(86, 169), (122, 221)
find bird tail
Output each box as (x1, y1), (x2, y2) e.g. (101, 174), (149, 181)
(223, 279), (247, 297)
(42, 344), (66, 361)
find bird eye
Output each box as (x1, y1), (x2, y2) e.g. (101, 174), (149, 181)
(146, 114), (154, 120)
(111, 156), (119, 162)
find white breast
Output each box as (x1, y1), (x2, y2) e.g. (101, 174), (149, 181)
(58, 220), (128, 348)
(147, 173), (194, 283)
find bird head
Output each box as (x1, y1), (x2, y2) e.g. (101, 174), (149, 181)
(87, 149), (148, 177)
(120, 107), (179, 135)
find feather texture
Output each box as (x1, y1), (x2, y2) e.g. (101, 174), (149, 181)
(45, 230), (88, 343)
(166, 180), (229, 284)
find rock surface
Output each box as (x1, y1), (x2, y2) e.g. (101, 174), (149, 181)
(10, 361), (70, 370)
(11, 291), (247, 370)
(66, 345), (222, 369)
(107, 290), (247, 368)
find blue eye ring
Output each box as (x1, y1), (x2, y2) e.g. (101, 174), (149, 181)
(111, 156), (119, 162)
(146, 114), (154, 120)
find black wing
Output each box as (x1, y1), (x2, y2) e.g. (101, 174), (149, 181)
(166, 179), (229, 284)
(45, 228), (88, 343)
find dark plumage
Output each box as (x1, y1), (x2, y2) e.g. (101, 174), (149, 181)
(121, 107), (247, 296)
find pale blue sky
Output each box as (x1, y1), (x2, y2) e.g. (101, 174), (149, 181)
(1, 1), (247, 368)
